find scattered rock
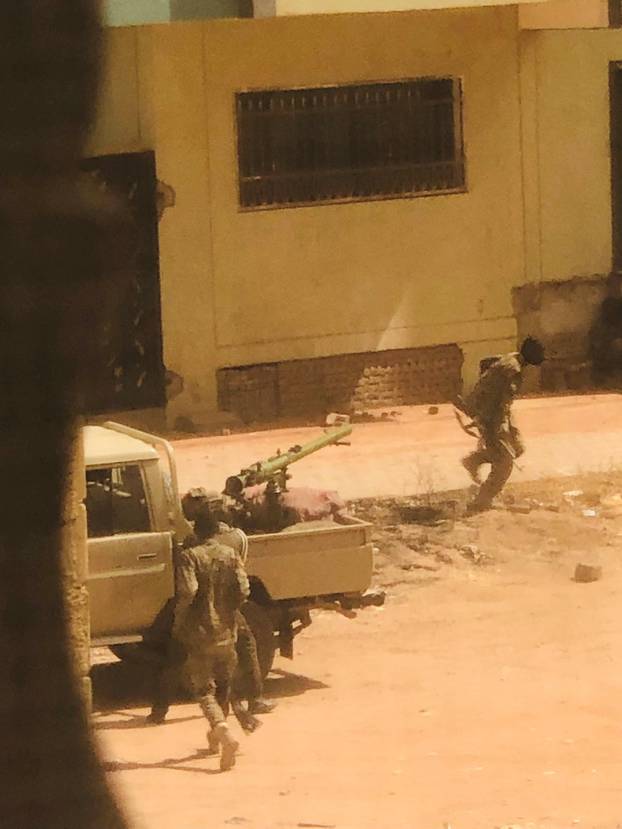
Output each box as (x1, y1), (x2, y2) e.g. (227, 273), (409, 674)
(563, 489), (583, 499)
(459, 543), (491, 564)
(400, 559), (440, 573)
(506, 503), (532, 514)
(434, 548), (462, 566)
(428, 405), (439, 415)
(574, 563), (603, 583)
(581, 509), (599, 518)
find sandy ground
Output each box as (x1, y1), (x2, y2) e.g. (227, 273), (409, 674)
(93, 471), (622, 829)
(171, 394), (622, 500)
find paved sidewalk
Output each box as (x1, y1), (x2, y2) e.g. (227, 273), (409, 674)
(173, 393), (622, 501)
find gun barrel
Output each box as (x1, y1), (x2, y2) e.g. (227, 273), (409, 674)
(225, 423), (352, 495)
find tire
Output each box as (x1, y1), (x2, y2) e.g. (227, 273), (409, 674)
(240, 600), (276, 679)
(109, 643), (143, 662)
(109, 642), (162, 665)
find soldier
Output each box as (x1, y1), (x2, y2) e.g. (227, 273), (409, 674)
(458, 336), (545, 513)
(182, 489), (276, 722)
(148, 499), (249, 771)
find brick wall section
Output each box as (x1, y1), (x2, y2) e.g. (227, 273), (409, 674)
(218, 344), (463, 422)
(61, 425), (92, 709)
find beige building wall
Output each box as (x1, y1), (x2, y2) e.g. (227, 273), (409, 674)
(273, 0), (550, 14)
(519, 0), (608, 30)
(520, 27), (622, 284)
(90, 7), (525, 421)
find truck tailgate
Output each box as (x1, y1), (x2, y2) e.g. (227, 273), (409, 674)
(245, 515), (373, 601)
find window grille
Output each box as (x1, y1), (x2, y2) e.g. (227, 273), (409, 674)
(236, 77), (465, 209)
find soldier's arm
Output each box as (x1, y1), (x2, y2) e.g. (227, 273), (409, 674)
(171, 550), (198, 636)
(230, 555), (250, 610)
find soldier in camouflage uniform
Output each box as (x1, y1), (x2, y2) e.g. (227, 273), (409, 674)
(459, 336), (545, 512)
(182, 489), (276, 723)
(148, 500), (249, 771)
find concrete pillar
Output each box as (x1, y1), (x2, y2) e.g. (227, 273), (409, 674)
(61, 423), (91, 709)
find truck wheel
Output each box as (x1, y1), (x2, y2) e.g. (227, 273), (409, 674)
(241, 600), (276, 679)
(109, 643), (143, 662)
(109, 642), (163, 665)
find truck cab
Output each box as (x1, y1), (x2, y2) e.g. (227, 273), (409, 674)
(84, 425), (179, 645)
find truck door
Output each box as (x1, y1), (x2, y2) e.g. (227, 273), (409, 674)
(86, 462), (174, 643)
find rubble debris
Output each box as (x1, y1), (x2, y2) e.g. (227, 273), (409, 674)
(459, 543), (489, 564)
(581, 509), (598, 518)
(434, 548), (462, 566)
(563, 490), (584, 499)
(574, 563), (603, 583)
(400, 562), (439, 572)
(506, 503), (532, 514)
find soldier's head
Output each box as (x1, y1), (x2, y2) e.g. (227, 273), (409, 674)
(519, 336), (545, 366)
(182, 487), (224, 539)
(192, 500), (222, 541)
(182, 487), (221, 519)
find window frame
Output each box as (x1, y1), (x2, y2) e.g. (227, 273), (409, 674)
(234, 75), (467, 212)
(85, 462), (154, 538)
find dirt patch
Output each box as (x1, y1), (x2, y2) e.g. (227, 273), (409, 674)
(349, 471), (622, 594)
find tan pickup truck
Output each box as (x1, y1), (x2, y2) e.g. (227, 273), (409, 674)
(84, 421), (381, 676)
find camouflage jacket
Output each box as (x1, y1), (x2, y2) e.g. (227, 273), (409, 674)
(172, 540), (250, 649)
(464, 352), (523, 432)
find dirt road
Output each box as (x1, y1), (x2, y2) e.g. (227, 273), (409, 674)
(172, 394), (622, 501)
(94, 475), (622, 829)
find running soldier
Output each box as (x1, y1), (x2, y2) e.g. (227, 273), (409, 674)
(458, 336), (545, 512)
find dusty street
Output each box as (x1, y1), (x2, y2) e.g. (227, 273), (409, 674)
(172, 394), (622, 500)
(94, 472), (622, 829)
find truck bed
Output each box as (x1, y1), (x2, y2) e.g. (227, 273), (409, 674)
(245, 514), (374, 601)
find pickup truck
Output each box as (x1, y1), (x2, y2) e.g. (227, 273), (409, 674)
(84, 421), (381, 676)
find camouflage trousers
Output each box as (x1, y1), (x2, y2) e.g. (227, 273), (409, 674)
(186, 640), (237, 729)
(234, 610), (262, 702)
(464, 425), (525, 510)
(150, 637), (236, 728)
(149, 605), (262, 720)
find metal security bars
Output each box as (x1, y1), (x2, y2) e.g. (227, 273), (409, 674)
(236, 78), (465, 209)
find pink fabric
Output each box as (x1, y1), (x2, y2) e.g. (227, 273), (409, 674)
(242, 485), (346, 521)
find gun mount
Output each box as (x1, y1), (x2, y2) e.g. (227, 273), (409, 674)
(223, 418), (353, 534)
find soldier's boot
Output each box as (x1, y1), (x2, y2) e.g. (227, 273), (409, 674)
(145, 705), (168, 725)
(461, 455), (482, 485)
(248, 697), (277, 715)
(214, 723), (239, 772)
(232, 700), (262, 733)
(206, 728), (220, 756)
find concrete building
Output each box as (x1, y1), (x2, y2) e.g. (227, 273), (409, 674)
(87, 0), (622, 427)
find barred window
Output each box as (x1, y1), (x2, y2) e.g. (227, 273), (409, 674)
(236, 77), (465, 210)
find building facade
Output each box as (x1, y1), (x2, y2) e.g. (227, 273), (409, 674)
(87, 0), (622, 426)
